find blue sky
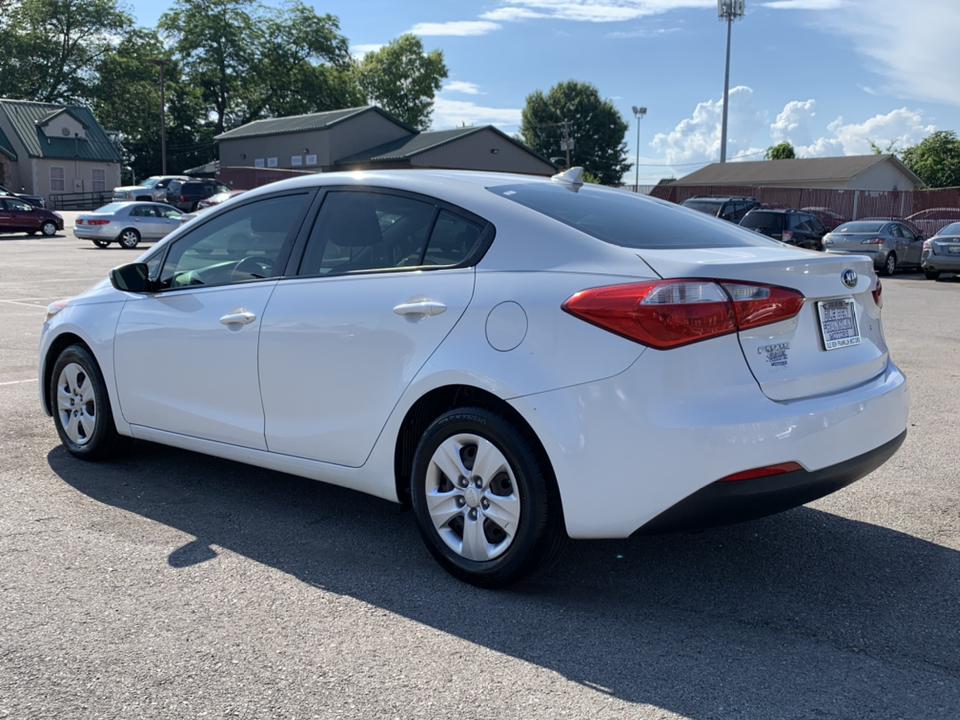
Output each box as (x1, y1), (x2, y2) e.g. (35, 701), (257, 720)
(128, 0), (959, 183)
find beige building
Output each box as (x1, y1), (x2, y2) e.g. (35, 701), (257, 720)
(674, 155), (923, 192)
(0, 99), (121, 205)
(215, 105), (555, 177)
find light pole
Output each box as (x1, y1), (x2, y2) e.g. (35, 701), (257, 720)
(632, 105), (647, 191)
(718, 0), (745, 163)
(149, 59), (172, 174)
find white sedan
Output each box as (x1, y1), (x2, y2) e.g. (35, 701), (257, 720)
(40, 169), (908, 586)
(74, 202), (183, 249)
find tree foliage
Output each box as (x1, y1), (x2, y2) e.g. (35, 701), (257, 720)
(900, 131), (960, 188)
(357, 35), (447, 130)
(521, 81), (631, 185)
(765, 142), (796, 160)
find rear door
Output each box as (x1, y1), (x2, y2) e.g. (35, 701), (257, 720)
(897, 222), (925, 265)
(258, 189), (487, 466)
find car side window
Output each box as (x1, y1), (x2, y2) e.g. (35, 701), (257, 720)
(889, 224), (903, 238)
(7, 198), (32, 212)
(299, 191), (438, 276)
(424, 210), (485, 266)
(160, 206), (181, 219)
(158, 193), (309, 290)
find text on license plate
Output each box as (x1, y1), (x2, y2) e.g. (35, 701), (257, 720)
(817, 298), (861, 351)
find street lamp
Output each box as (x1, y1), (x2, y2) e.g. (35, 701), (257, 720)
(148, 58), (172, 174)
(632, 105), (647, 192)
(718, 0), (745, 163)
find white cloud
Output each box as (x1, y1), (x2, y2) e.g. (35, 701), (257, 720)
(770, 99), (817, 146)
(485, 1), (713, 23)
(650, 85), (769, 165)
(767, 0), (960, 107)
(480, 7), (547, 20)
(350, 43), (383, 59)
(443, 80), (483, 96)
(431, 98), (522, 130)
(408, 20), (501, 36)
(608, 25), (681, 37)
(804, 108), (935, 156)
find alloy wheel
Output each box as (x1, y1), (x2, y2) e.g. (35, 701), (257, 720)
(425, 433), (521, 562)
(42, 222), (56, 236)
(56, 362), (97, 446)
(120, 230), (139, 248)
(886, 254), (896, 275)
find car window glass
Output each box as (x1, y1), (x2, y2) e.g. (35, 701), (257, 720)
(8, 199), (32, 212)
(889, 224), (903, 238)
(159, 193), (308, 289)
(160, 207), (181, 219)
(300, 191), (438, 276)
(741, 212), (785, 232)
(424, 210), (485, 266)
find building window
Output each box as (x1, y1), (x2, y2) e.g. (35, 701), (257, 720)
(50, 166), (65, 192)
(91, 168), (105, 192)
(267, 157), (278, 168)
(254, 158), (265, 168)
(305, 154), (318, 166)
(291, 155), (303, 167)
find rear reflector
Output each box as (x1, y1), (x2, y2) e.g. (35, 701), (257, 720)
(872, 279), (882, 308)
(562, 279), (804, 350)
(718, 462), (803, 483)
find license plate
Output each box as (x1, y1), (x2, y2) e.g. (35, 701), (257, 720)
(817, 298), (861, 351)
(949, 246), (960, 254)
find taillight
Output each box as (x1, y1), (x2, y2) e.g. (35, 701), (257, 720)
(781, 230), (794, 242)
(76, 218), (83, 224)
(562, 279), (804, 350)
(872, 279), (882, 308)
(923, 239), (933, 252)
(718, 462), (803, 483)
(86, 219), (109, 226)
(861, 237), (884, 245)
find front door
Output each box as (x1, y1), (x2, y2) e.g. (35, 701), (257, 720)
(114, 190), (313, 448)
(0, 199), (14, 232)
(259, 189), (489, 466)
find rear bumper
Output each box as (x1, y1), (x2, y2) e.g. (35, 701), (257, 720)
(825, 247), (887, 268)
(74, 226), (113, 239)
(922, 253), (960, 272)
(637, 430), (906, 534)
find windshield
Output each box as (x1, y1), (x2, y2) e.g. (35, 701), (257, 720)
(837, 222), (885, 233)
(141, 177), (162, 188)
(740, 212), (785, 232)
(681, 199), (723, 215)
(487, 183), (777, 250)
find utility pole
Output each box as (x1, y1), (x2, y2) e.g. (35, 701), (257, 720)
(718, 1), (745, 163)
(560, 120), (573, 168)
(632, 106), (647, 191)
(149, 59), (171, 174)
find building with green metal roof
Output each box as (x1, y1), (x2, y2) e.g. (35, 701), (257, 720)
(0, 98), (121, 205)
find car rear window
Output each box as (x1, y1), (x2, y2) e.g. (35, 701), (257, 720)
(681, 199), (723, 215)
(488, 183), (776, 249)
(93, 203), (127, 213)
(740, 211), (785, 232)
(837, 221), (885, 233)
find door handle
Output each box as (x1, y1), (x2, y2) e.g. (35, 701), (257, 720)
(393, 299), (447, 319)
(219, 309), (257, 327)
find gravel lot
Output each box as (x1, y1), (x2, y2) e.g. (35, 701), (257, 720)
(1, 231), (958, 719)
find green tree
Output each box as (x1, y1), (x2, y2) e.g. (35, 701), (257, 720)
(765, 142), (796, 160)
(521, 81), (631, 185)
(0, 0), (131, 102)
(901, 131), (960, 188)
(357, 35), (447, 130)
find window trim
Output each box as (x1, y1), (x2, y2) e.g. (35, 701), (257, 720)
(148, 188), (318, 294)
(288, 185), (496, 281)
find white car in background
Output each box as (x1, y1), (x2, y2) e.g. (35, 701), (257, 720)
(74, 202), (183, 248)
(111, 175), (188, 203)
(40, 169), (908, 586)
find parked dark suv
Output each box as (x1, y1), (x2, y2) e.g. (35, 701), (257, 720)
(740, 209), (827, 250)
(164, 179), (230, 212)
(0, 183), (45, 208)
(681, 196), (761, 223)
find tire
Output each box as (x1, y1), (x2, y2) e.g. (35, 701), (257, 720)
(924, 270), (940, 280)
(118, 228), (140, 249)
(410, 407), (565, 588)
(41, 221), (57, 237)
(26, 231), (36, 236)
(881, 252), (897, 276)
(49, 345), (128, 460)
(92, 239), (110, 248)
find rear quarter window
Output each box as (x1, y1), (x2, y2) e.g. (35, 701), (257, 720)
(741, 211), (785, 232)
(489, 183), (777, 249)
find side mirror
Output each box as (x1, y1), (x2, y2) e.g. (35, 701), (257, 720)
(110, 262), (154, 293)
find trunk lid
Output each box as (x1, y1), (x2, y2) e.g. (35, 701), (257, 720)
(826, 232), (883, 251)
(637, 246), (888, 401)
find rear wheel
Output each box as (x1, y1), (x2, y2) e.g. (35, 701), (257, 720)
(92, 239), (110, 248)
(924, 269), (940, 280)
(118, 228), (140, 249)
(881, 252), (897, 276)
(50, 345), (127, 460)
(410, 407), (565, 587)
(41, 221), (57, 237)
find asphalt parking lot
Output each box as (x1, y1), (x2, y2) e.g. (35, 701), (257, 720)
(1, 230), (958, 719)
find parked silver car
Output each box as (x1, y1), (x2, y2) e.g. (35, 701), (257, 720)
(74, 202), (183, 249)
(822, 220), (924, 276)
(921, 224), (960, 279)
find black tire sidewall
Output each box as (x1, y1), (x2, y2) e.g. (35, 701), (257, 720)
(410, 408), (558, 587)
(50, 345), (119, 460)
(882, 253), (896, 276)
(93, 239), (110, 248)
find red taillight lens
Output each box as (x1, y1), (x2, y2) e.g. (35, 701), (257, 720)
(562, 279), (804, 350)
(87, 219), (109, 226)
(923, 239), (933, 252)
(872, 279), (882, 308)
(718, 462), (803, 483)
(781, 230), (794, 242)
(76, 218), (83, 224)
(861, 237), (884, 245)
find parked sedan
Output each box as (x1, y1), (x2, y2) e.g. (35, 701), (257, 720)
(822, 220), (924, 276)
(921, 228), (960, 279)
(74, 202), (183, 248)
(0, 196), (63, 235)
(39, 168), (907, 587)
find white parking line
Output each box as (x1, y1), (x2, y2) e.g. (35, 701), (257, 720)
(0, 378), (38, 386)
(0, 299), (47, 309)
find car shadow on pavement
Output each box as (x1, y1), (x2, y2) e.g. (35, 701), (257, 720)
(48, 443), (959, 719)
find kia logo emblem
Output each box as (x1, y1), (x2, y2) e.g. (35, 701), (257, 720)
(842, 269), (858, 288)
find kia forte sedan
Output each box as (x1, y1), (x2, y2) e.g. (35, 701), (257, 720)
(39, 169), (908, 586)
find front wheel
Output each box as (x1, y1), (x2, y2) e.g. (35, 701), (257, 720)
(41, 221), (57, 237)
(92, 239), (110, 248)
(118, 228), (140, 249)
(410, 407), (565, 587)
(881, 252), (897, 276)
(50, 345), (127, 460)
(924, 269), (940, 280)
